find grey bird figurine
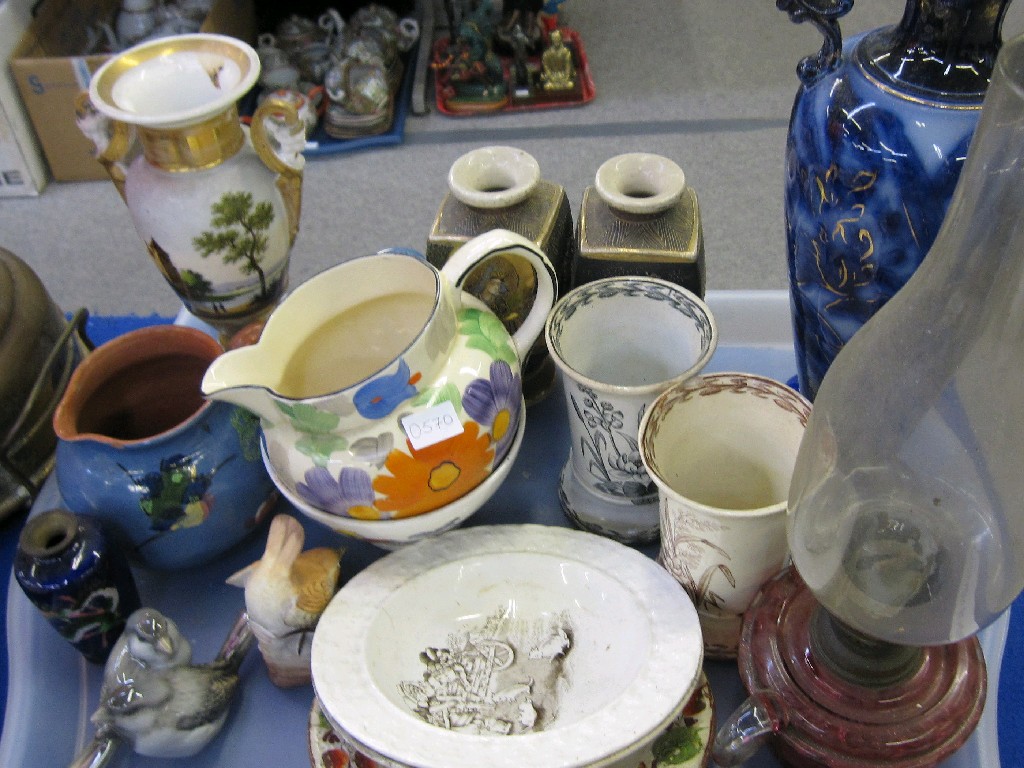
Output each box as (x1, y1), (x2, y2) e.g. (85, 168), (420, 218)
(69, 608), (253, 767)
(101, 607), (193, 688)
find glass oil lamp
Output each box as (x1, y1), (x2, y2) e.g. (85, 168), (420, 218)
(712, 31), (1024, 768)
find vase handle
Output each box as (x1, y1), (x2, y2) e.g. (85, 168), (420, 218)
(249, 97), (306, 246)
(74, 91), (134, 203)
(776, 0), (854, 84)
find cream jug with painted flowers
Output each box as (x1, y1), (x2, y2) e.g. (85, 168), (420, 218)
(202, 229), (555, 520)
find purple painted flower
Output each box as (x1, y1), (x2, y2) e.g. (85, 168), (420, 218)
(463, 360), (522, 465)
(296, 466), (379, 519)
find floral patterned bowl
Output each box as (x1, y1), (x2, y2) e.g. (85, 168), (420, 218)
(307, 673), (716, 768)
(264, 401), (525, 549)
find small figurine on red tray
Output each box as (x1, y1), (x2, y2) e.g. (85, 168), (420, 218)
(434, 4), (509, 113)
(432, 1), (593, 115)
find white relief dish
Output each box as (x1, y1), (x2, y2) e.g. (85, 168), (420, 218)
(307, 672), (718, 768)
(310, 524), (704, 768)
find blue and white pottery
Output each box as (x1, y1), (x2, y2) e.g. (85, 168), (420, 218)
(544, 276), (717, 545)
(779, 0), (1011, 398)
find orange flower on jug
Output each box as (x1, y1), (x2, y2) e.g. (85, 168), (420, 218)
(374, 423), (494, 518)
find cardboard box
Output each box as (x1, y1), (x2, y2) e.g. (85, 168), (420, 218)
(8, 0), (255, 182)
(0, 0), (48, 196)
(0, 98), (46, 196)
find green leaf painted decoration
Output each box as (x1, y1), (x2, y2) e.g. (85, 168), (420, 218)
(276, 401), (342, 435)
(230, 407), (262, 462)
(458, 307), (516, 365)
(297, 433), (350, 466)
(652, 723), (704, 765)
(411, 381), (463, 413)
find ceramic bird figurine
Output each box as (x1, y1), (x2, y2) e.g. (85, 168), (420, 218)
(101, 606), (193, 687)
(227, 514), (343, 687)
(93, 657), (241, 758)
(71, 609), (253, 767)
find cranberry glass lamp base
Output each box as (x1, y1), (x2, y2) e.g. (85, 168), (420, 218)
(737, 567), (986, 768)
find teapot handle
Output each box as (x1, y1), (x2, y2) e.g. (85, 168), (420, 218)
(440, 229), (557, 363)
(249, 96), (306, 246)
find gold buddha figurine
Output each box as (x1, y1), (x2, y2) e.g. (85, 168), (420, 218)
(541, 29), (575, 91)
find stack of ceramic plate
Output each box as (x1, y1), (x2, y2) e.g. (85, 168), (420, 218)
(310, 524), (705, 767)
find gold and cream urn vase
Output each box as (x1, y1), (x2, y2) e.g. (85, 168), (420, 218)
(81, 33), (305, 339)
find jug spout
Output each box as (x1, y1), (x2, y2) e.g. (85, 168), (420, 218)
(201, 346), (283, 424)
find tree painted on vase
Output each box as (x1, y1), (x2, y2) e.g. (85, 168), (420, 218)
(192, 191), (276, 299)
(179, 269), (214, 301)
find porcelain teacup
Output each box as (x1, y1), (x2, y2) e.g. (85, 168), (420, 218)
(260, 62), (302, 93)
(202, 229), (556, 521)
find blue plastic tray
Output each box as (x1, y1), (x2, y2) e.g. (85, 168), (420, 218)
(0, 291), (1009, 767)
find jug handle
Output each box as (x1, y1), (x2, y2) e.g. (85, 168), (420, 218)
(710, 689), (788, 767)
(776, 0), (853, 85)
(440, 229), (557, 363)
(75, 91), (135, 203)
(249, 96), (306, 246)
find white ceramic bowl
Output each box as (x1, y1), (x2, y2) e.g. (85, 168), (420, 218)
(311, 524), (704, 767)
(264, 404), (525, 549)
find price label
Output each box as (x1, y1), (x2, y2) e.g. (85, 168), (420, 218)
(401, 402), (464, 450)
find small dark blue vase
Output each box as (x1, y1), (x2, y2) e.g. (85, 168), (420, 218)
(14, 508), (141, 663)
(778, 0), (1011, 399)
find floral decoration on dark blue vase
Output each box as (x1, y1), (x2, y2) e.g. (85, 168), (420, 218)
(778, 0), (1012, 399)
(14, 508), (141, 664)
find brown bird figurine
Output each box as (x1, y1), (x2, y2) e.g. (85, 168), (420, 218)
(227, 514), (342, 687)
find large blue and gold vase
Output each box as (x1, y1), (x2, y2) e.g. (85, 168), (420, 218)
(779, 0), (1011, 398)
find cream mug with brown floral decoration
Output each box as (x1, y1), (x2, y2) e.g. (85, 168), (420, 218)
(639, 372), (812, 658)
